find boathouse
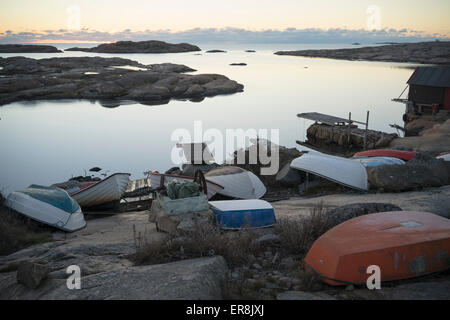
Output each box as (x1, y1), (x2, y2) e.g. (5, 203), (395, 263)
(403, 67), (450, 114)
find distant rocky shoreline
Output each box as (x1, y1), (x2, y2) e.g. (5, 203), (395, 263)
(0, 44), (62, 53)
(0, 56), (244, 106)
(275, 41), (450, 65)
(66, 40), (201, 53)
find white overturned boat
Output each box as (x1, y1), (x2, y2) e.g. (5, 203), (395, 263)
(5, 185), (86, 232)
(205, 166), (267, 199)
(69, 173), (131, 207)
(148, 171), (223, 199)
(437, 152), (450, 161)
(290, 152), (369, 191)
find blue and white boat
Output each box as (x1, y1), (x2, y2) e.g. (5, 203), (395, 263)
(209, 199), (276, 229)
(5, 185), (86, 232)
(352, 156), (405, 168)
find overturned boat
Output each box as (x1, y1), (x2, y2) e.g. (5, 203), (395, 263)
(290, 152), (369, 191)
(205, 166), (267, 199)
(209, 199), (276, 229)
(69, 173), (131, 208)
(5, 185), (86, 232)
(352, 156), (405, 168)
(353, 149), (417, 161)
(148, 171), (224, 199)
(304, 211), (450, 286)
(437, 152), (450, 161)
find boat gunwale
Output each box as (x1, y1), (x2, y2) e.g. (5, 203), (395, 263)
(353, 149), (417, 161)
(69, 172), (131, 196)
(291, 164), (369, 191)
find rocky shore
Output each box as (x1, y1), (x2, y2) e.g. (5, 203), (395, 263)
(0, 44), (62, 53)
(274, 41), (450, 65)
(0, 56), (244, 106)
(66, 40), (201, 53)
(389, 119), (450, 154)
(1, 186), (449, 300)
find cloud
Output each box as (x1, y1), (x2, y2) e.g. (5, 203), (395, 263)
(0, 27), (447, 44)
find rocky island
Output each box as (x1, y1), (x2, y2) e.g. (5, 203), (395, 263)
(0, 44), (62, 53)
(66, 40), (201, 53)
(275, 41), (450, 65)
(0, 56), (244, 106)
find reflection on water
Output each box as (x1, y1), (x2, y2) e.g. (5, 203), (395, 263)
(0, 43), (418, 194)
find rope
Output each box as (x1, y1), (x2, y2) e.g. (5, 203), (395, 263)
(398, 85), (409, 99)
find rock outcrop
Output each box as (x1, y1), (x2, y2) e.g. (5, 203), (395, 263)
(275, 41), (450, 65)
(275, 162), (305, 187)
(389, 119), (450, 155)
(230, 139), (303, 192)
(181, 163), (219, 177)
(327, 203), (402, 224)
(0, 44), (62, 53)
(0, 57), (244, 106)
(0, 211), (229, 300)
(1, 255), (228, 299)
(16, 261), (51, 289)
(66, 40), (201, 53)
(367, 153), (450, 192)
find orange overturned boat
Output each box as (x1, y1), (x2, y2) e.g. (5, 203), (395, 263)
(304, 211), (450, 286)
(353, 149), (417, 161)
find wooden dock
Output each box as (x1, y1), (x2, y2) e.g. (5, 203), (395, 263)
(297, 111), (396, 151)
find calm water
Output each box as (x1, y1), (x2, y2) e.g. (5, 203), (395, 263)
(0, 43), (417, 194)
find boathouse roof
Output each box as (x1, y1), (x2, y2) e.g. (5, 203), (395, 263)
(407, 67), (450, 88)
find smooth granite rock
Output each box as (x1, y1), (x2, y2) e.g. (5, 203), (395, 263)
(275, 41), (450, 65)
(0, 57), (244, 106)
(0, 44), (62, 53)
(66, 40), (201, 53)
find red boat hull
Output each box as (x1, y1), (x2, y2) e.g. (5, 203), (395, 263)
(353, 149), (417, 161)
(304, 211), (450, 286)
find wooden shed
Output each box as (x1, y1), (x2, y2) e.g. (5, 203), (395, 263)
(406, 67), (450, 114)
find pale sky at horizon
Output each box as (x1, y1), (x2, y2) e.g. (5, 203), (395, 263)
(0, 0), (449, 36)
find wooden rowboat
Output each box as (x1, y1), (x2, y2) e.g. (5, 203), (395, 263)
(205, 166), (267, 199)
(69, 173), (131, 207)
(304, 211), (450, 286)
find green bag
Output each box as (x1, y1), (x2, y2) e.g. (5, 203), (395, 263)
(166, 181), (201, 199)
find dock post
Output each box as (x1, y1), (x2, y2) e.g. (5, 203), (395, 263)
(364, 110), (370, 150)
(347, 112), (351, 145)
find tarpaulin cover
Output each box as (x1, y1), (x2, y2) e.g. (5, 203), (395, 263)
(166, 181), (201, 199)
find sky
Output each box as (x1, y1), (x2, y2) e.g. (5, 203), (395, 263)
(0, 0), (449, 43)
